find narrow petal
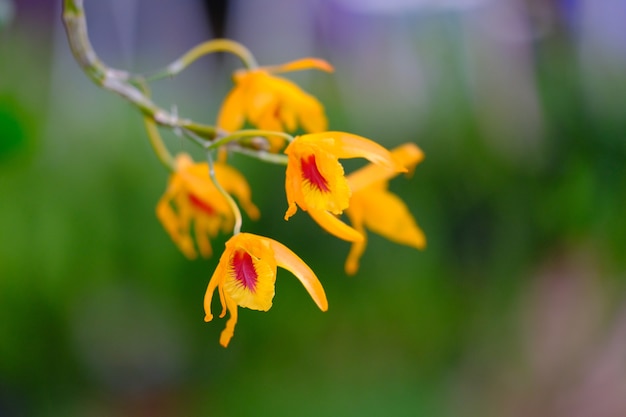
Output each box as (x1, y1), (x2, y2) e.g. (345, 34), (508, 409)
(204, 258), (227, 322)
(265, 236), (328, 311)
(194, 217), (214, 258)
(301, 132), (406, 172)
(156, 191), (197, 259)
(361, 189), (426, 250)
(194, 221), (211, 259)
(333, 132), (406, 171)
(348, 143), (424, 193)
(308, 208), (364, 243)
(344, 202), (368, 276)
(284, 157), (303, 220)
(393, 142), (425, 174)
(219, 295), (239, 347)
(173, 192), (197, 257)
(270, 58), (334, 74)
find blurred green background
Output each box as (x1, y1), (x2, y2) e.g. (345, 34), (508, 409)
(2, 0), (626, 416)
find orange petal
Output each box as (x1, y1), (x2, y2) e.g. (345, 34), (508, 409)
(301, 132), (406, 172)
(284, 156), (303, 220)
(308, 208), (363, 243)
(194, 217), (214, 258)
(344, 202), (368, 276)
(222, 234), (277, 311)
(360, 189), (426, 250)
(270, 58), (334, 74)
(217, 84), (246, 131)
(156, 183), (198, 259)
(265, 236), (328, 311)
(204, 255), (228, 322)
(219, 296), (239, 347)
(298, 103), (327, 133)
(348, 143), (424, 193)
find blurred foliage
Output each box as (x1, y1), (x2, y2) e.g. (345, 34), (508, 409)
(1, 6), (626, 417)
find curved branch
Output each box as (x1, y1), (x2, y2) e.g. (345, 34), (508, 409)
(61, 0), (217, 140)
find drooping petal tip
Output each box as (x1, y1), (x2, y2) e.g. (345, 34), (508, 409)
(271, 58), (334, 74)
(266, 236), (328, 311)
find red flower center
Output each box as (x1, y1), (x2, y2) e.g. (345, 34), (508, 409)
(232, 250), (258, 291)
(188, 193), (215, 215)
(300, 154), (329, 192)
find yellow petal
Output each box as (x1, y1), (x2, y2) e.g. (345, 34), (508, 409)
(284, 138), (352, 215)
(156, 178), (198, 259)
(194, 217), (214, 258)
(308, 208), (363, 243)
(181, 164), (232, 215)
(217, 83), (247, 131)
(284, 154), (304, 220)
(299, 132), (406, 172)
(264, 236), (328, 311)
(279, 104), (298, 132)
(255, 75), (324, 130)
(256, 107), (289, 151)
(348, 143), (424, 193)
(222, 234), (277, 311)
(300, 152), (351, 214)
(204, 254), (228, 322)
(246, 87), (277, 126)
(344, 202), (368, 276)
(298, 103), (327, 133)
(219, 295), (239, 347)
(358, 188), (426, 250)
(269, 58), (334, 74)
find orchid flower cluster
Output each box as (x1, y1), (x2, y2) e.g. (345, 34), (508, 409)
(62, 0), (426, 347)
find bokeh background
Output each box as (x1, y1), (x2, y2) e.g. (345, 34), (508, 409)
(2, 0), (626, 416)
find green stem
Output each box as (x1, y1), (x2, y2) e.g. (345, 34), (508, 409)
(208, 129), (294, 150)
(148, 39), (258, 81)
(229, 145), (289, 165)
(144, 117), (175, 172)
(206, 152), (243, 235)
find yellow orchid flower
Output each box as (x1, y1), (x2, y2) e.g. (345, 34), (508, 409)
(204, 232), (328, 347)
(217, 58), (333, 151)
(284, 132), (407, 242)
(156, 153), (260, 259)
(344, 143), (426, 275)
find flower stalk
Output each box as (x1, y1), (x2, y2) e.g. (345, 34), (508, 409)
(143, 117), (176, 172)
(147, 39), (258, 82)
(206, 152), (243, 235)
(208, 129), (294, 150)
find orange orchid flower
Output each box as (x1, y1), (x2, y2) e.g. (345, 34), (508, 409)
(156, 153), (259, 259)
(204, 232), (328, 347)
(284, 132), (407, 242)
(344, 143), (426, 275)
(217, 58), (333, 151)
